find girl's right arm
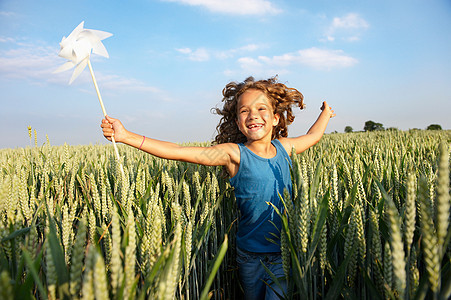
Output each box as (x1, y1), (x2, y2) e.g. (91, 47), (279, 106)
(101, 116), (240, 175)
(279, 101), (335, 155)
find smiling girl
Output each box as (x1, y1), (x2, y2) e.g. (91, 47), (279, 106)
(101, 76), (335, 299)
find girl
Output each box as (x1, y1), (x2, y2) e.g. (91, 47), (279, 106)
(101, 76), (335, 300)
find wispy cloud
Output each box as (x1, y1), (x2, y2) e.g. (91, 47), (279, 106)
(176, 44), (262, 61)
(0, 11), (17, 17)
(100, 76), (161, 93)
(324, 13), (369, 42)
(0, 36), (16, 43)
(0, 45), (58, 81)
(0, 39), (167, 98)
(216, 44), (261, 59)
(176, 47), (210, 61)
(163, 0), (281, 15)
(233, 47), (358, 76)
(99, 75), (173, 102)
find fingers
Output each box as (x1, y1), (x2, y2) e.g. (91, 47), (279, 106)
(101, 115), (112, 125)
(320, 101), (335, 118)
(100, 116), (115, 142)
(100, 115), (115, 130)
(320, 102), (332, 111)
(105, 115), (116, 123)
(102, 126), (114, 140)
(329, 107), (336, 118)
(101, 121), (112, 129)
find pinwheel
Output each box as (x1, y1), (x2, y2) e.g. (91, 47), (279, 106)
(55, 21), (124, 175)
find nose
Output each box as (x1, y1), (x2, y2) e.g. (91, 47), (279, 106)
(247, 108), (258, 120)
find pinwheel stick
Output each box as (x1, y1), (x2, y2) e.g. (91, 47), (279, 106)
(87, 60), (108, 116)
(87, 59), (125, 177)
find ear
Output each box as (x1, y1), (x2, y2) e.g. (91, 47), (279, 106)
(273, 113), (280, 127)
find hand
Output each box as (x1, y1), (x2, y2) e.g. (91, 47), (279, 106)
(101, 115), (127, 143)
(321, 101), (336, 118)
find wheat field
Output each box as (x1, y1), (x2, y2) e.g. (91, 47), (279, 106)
(0, 129), (449, 299)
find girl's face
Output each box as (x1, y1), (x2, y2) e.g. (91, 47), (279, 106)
(236, 89), (280, 143)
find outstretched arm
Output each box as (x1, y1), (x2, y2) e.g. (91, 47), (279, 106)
(280, 101), (335, 155)
(101, 116), (240, 174)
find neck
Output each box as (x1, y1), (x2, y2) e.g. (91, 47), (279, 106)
(245, 138), (276, 158)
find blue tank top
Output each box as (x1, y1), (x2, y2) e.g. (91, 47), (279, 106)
(229, 139), (292, 253)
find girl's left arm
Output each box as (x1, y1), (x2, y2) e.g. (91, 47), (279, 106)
(280, 101), (335, 155)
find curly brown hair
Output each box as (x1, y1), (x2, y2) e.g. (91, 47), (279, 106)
(213, 76), (305, 144)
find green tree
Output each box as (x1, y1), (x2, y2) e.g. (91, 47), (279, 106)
(344, 126), (353, 133)
(364, 120), (384, 132)
(427, 124), (442, 130)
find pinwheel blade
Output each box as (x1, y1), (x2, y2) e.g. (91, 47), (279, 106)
(69, 57), (88, 84)
(92, 40), (110, 58)
(53, 61), (76, 73)
(90, 29), (113, 41)
(60, 21), (84, 49)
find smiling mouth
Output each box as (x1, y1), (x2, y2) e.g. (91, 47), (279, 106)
(247, 124), (263, 131)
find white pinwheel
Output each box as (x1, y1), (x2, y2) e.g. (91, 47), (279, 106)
(55, 21), (112, 84)
(55, 22), (124, 176)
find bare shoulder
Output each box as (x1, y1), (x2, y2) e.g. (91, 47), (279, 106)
(214, 143), (240, 163)
(212, 143), (240, 178)
(277, 137), (294, 156)
(192, 143), (240, 166)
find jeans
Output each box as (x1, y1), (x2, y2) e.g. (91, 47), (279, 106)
(237, 247), (288, 300)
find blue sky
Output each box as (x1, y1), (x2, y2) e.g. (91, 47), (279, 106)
(1, 0), (450, 149)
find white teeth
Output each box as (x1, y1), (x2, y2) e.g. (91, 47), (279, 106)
(248, 124), (262, 129)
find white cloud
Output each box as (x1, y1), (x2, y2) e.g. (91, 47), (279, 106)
(233, 56), (288, 78)
(235, 47), (358, 75)
(176, 47), (210, 61)
(177, 44), (261, 61)
(216, 44), (261, 59)
(0, 36), (16, 43)
(0, 39), (165, 96)
(325, 13), (369, 42)
(238, 57), (263, 69)
(0, 46), (58, 81)
(240, 44), (260, 52)
(100, 76), (160, 93)
(176, 48), (192, 54)
(99, 75), (174, 102)
(163, 0), (281, 15)
(295, 48), (358, 68)
(332, 13), (369, 30)
(0, 11), (16, 17)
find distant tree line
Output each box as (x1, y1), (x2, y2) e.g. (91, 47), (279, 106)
(344, 121), (443, 133)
